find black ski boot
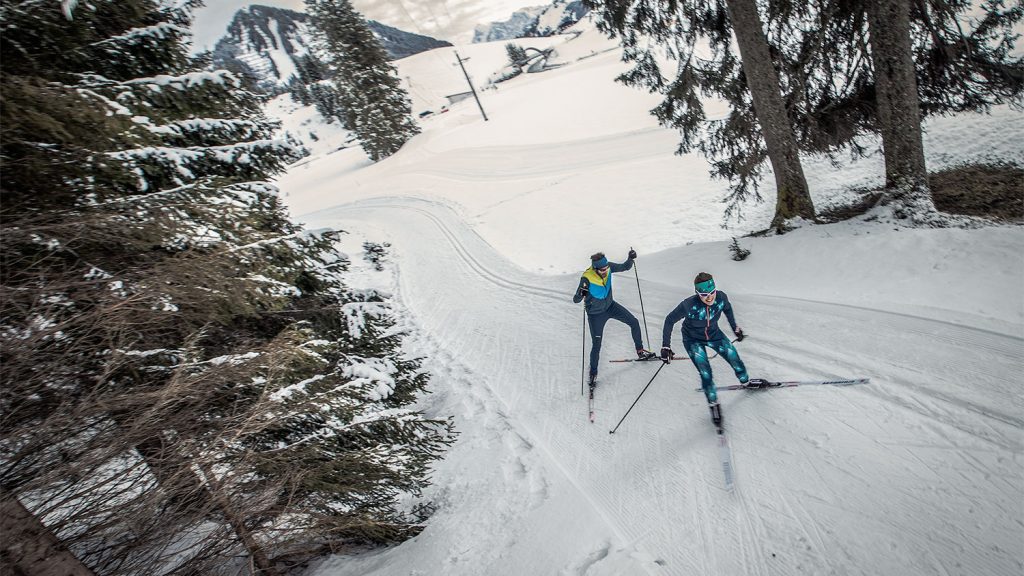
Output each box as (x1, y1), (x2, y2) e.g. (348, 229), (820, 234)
(746, 378), (770, 389)
(636, 349), (657, 361)
(708, 402), (723, 427)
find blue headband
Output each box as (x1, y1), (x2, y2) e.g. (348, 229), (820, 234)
(592, 257), (609, 269)
(695, 279), (716, 294)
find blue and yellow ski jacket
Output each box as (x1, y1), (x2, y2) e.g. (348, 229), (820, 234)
(572, 259), (634, 315)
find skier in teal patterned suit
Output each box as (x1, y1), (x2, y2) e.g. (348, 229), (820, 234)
(573, 250), (657, 388)
(660, 272), (748, 425)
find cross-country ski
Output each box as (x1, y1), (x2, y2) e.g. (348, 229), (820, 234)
(705, 377), (871, 391)
(607, 355), (683, 363)
(588, 380), (596, 423)
(717, 429), (735, 491)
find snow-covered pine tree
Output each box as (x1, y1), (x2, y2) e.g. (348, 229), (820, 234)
(0, 1), (451, 573)
(289, 53), (347, 127)
(310, 80), (350, 127)
(506, 42), (528, 66)
(305, 0), (420, 161)
(289, 74), (314, 106)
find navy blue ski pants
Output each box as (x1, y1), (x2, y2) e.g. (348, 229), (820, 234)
(685, 338), (748, 403)
(588, 301), (643, 376)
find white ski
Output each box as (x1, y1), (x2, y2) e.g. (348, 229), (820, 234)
(701, 377), (870, 392)
(717, 429), (734, 490)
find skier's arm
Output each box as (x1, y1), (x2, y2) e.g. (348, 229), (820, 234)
(572, 277), (589, 304)
(661, 302), (685, 348)
(722, 293), (738, 332)
(609, 258), (633, 273)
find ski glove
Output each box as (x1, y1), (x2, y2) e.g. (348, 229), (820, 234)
(628, 248), (637, 260)
(576, 278), (590, 299)
(660, 347), (674, 361)
(734, 328), (745, 342)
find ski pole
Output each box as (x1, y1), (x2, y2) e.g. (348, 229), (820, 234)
(631, 246), (651, 351)
(609, 360), (667, 434)
(581, 305), (586, 397)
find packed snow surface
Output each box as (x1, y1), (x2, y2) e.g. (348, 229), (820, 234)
(272, 21), (1024, 576)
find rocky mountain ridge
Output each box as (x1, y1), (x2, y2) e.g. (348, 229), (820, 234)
(472, 0), (589, 43)
(211, 5), (451, 89)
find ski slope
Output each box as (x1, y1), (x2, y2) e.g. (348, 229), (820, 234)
(272, 21), (1024, 576)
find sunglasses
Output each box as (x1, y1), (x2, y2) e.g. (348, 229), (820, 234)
(696, 289), (717, 299)
(597, 266), (610, 272)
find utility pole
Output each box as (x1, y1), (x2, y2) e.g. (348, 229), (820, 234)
(454, 51), (488, 121)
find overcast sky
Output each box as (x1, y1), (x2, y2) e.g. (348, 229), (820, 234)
(189, 0), (544, 52)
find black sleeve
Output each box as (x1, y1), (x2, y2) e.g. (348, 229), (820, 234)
(572, 276), (587, 304)
(609, 258), (634, 273)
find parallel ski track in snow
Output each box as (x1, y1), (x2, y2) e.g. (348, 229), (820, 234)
(742, 294), (1023, 445)
(756, 293), (1023, 344)
(307, 198), (663, 575)
(753, 333), (1023, 447)
(300, 197), (1023, 576)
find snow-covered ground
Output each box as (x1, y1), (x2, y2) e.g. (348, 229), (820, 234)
(270, 20), (1024, 576)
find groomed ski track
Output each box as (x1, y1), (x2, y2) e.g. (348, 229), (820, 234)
(303, 197), (1023, 576)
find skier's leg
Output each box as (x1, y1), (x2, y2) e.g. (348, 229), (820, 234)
(685, 340), (717, 403)
(587, 312), (610, 378)
(711, 338), (748, 384)
(607, 301), (643, 350)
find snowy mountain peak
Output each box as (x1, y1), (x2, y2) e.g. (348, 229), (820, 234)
(212, 5), (451, 89)
(472, 0), (589, 43)
(212, 5), (309, 88)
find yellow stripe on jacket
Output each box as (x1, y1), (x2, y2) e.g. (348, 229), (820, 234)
(582, 267), (611, 299)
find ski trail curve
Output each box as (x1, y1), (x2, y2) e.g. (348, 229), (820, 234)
(299, 197), (1023, 576)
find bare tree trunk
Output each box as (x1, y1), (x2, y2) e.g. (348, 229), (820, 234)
(0, 493), (95, 576)
(725, 0), (815, 229)
(197, 462), (278, 576)
(134, 434), (213, 513)
(866, 0), (935, 215)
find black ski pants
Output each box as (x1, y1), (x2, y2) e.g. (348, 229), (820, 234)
(587, 301), (643, 376)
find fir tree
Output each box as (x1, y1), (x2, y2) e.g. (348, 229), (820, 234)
(506, 42), (529, 66)
(586, 0), (815, 228)
(866, 0), (933, 213)
(723, 0), (815, 228)
(0, 0), (451, 572)
(587, 0), (1022, 224)
(288, 74), (313, 105)
(310, 80), (349, 126)
(306, 0), (420, 161)
(289, 54), (349, 125)
(768, 0), (1024, 219)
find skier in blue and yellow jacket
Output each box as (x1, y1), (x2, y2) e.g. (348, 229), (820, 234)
(660, 272), (748, 425)
(573, 250), (657, 388)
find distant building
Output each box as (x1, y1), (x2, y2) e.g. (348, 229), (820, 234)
(445, 91), (474, 105)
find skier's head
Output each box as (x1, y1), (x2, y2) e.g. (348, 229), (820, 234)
(591, 252), (610, 277)
(694, 272), (717, 304)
